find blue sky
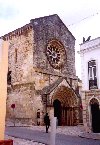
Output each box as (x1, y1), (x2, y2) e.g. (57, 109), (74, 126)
(0, 0), (100, 78)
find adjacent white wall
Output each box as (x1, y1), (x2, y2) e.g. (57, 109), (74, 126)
(80, 37), (100, 90)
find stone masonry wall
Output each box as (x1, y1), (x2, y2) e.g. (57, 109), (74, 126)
(31, 14), (76, 78)
(82, 90), (100, 132)
(6, 27), (44, 124)
(8, 28), (34, 84)
(6, 15), (78, 125)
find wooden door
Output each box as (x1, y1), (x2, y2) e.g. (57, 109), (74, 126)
(61, 107), (75, 126)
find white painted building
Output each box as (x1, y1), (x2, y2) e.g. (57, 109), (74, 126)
(79, 37), (100, 133)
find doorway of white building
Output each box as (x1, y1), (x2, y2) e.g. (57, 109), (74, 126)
(90, 98), (100, 133)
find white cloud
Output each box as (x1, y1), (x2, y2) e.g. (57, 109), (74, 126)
(0, 0), (19, 19)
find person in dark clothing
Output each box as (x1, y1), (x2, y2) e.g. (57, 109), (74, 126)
(44, 113), (50, 133)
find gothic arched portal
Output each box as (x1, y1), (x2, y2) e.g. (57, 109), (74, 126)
(90, 98), (100, 133)
(52, 86), (79, 126)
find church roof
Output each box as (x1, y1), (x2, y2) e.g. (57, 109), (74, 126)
(1, 14), (75, 40)
(41, 76), (80, 99)
(41, 77), (64, 95)
(31, 14), (75, 40)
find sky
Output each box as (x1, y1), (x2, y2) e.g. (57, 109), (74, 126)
(0, 0), (100, 79)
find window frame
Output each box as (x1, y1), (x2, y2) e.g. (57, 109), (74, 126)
(88, 60), (98, 89)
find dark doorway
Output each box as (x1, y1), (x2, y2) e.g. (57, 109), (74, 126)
(53, 99), (77, 126)
(91, 102), (100, 133)
(53, 99), (62, 125)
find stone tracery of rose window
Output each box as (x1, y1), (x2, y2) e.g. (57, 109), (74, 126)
(46, 39), (66, 69)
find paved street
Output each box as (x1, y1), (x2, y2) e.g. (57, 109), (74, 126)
(5, 127), (100, 145)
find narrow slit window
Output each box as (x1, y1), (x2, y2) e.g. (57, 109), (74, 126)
(15, 48), (17, 63)
(7, 69), (11, 85)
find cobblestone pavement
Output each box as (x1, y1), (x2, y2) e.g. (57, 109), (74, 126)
(5, 126), (100, 145)
(5, 125), (85, 145)
(27, 125), (85, 136)
(5, 135), (45, 145)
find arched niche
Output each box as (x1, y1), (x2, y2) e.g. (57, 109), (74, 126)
(89, 98), (100, 133)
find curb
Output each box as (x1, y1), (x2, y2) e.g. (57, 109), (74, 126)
(79, 133), (100, 140)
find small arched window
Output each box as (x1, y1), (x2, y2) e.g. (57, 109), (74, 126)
(88, 60), (97, 89)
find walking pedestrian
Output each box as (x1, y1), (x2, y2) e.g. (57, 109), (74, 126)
(44, 113), (50, 133)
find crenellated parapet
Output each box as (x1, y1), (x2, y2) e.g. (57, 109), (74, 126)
(1, 23), (33, 41)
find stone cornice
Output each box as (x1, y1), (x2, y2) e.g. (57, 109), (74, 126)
(33, 67), (78, 80)
(81, 89), (100, 93)
(78, 43), (100, 54)
(81, 90), (100, 97)
(7, 81), (34, 88)
(78, 37), (100, 54)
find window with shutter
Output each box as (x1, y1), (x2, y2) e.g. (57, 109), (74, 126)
(88, 60), (97, 89)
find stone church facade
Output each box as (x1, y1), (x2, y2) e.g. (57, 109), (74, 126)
(2, 14), (81, 125)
